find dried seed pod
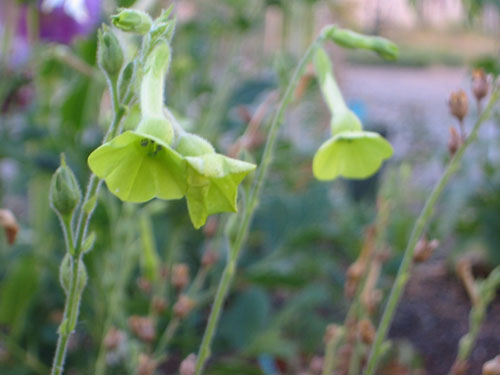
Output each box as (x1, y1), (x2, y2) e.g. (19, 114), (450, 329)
(0, 209), (19, 245)
(448, 126), (462, 156)
(448, 90), (469, 122)
(472, 69), (489, 102)
(128, 316), (155, 342)
(172, 263), (190, 289)
(103, 327), (125, 351)
(137, 353), (157, 375)
(152, 297), (167, 314)
(358, 319), (375, 345)
(180, 353), (197, 375)
(173, 295), (195, 318)
(413, 237), (439, 263)
(483, 355), (500, 375)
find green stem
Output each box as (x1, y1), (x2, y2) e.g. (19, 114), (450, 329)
(50, 80), (127, 375)
(322, 329), (344, 375)
(364, 89), (500, 375)
(194, 38), (323, 375)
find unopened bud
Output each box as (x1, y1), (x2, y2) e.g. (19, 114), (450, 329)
(179, 353), (197, 375)
(128, 316), (155, 342)
(202, 248), (219, 268)
(413, 237), (439, 263)
(448, 90), (468, 122)
(172, 263), (190, 289)
(59, 254), (87, 296)
(104, 327), (125, 351)
(358, 319), (375, 344)
(0, 209), (19, 245)
(472, 69), (490, 102)
(483, 355), (500, 375)
(49, 155), (81, 217)
(137, 353), (157, 375)
(448, 126), (462, 156)
(97, 25), (124, 80)
(112, 9), (152, 35)
(173, 295), (195, 318)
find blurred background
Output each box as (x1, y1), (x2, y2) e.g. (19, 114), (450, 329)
(0, 0), (500, 374)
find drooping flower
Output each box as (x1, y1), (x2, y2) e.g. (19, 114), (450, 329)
(312, 47), (393, 181)
(313, 131), (393, 181)
(176, 133), (256, 229)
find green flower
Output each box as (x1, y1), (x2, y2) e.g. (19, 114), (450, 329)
(88, 131), (186, 202)
(313, 131), (393, 181)
(176, 133), (256, 229)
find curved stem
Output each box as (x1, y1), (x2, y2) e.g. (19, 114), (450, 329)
(50, 79), (127, 375)
(194, 39), (322, 375)
(364, 89), (500, 375)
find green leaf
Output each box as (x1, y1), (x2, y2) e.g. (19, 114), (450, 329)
(88, 131), (187, 202)
(184, 154), (256, 229)
(313, 131), (393, 181)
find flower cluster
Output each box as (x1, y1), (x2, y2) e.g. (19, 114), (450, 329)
(312, 47), (393, 181)
(88, 10), (255, 229)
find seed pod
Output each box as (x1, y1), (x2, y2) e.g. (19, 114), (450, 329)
(172, 263), (190, 289)
(173, 295), (195, 318)
(448, 90), (469, 122)
(152, 297), (167, 314)
(49, 155), (81, 218)
(448, 126), (462, 156)
(358, 319), (375, 344)
(137, 353), (157, 375)
(179, 354), (197, 375)
(472, 69), (489, 102)
(111, 9), (152, 35)
(59, 254), (88, 296)
(0, 209), (19, 245)
(97, 25), (124, 80)
(103, 327), (125, 351)
(413, 237), (439, 263)
(483, 355), (500, 375)
(202, 248), (219, 268)
(128, 316), (155, 342)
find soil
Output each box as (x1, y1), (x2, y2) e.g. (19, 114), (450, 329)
(389, 261), (500, 375)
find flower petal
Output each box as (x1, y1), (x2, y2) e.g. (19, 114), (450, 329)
(312, 131), (393, 181)
(88, 131), (187, 202)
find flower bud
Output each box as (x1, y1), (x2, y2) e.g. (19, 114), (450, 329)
(128, 316), (155, 342)
(173, 295), (195, 318)
(118, 61), (135, 102)
(49, 155), (81, 217)
(472, 69), (490, 102)
(172, 263), (190, 289)
(323, 26), (399, 61)
(59, 254), (88, 296)
(448, 90), (468, 122)
(112, 9), (152, 35)
(97, 25), (124, 80)
(483, 355), (500, 375)
(176, 133), (215, 157)
(179, 354), (197, 375)
(448, 126), (462, 156)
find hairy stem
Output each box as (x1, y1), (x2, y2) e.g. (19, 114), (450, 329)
(194, 38), (322, 375)
(364, 89), (500, 375)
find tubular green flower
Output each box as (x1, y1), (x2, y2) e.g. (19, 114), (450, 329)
(312, 131), (393, 181)
(176, 133), (256, 229)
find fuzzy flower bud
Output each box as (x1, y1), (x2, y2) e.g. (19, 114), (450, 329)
(448, 90), (469, 122)
(472, 69), (490, 102)
(49, 155), (81, 217)
(97, 25), (124, 80)
(112, 9), (152, 35)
